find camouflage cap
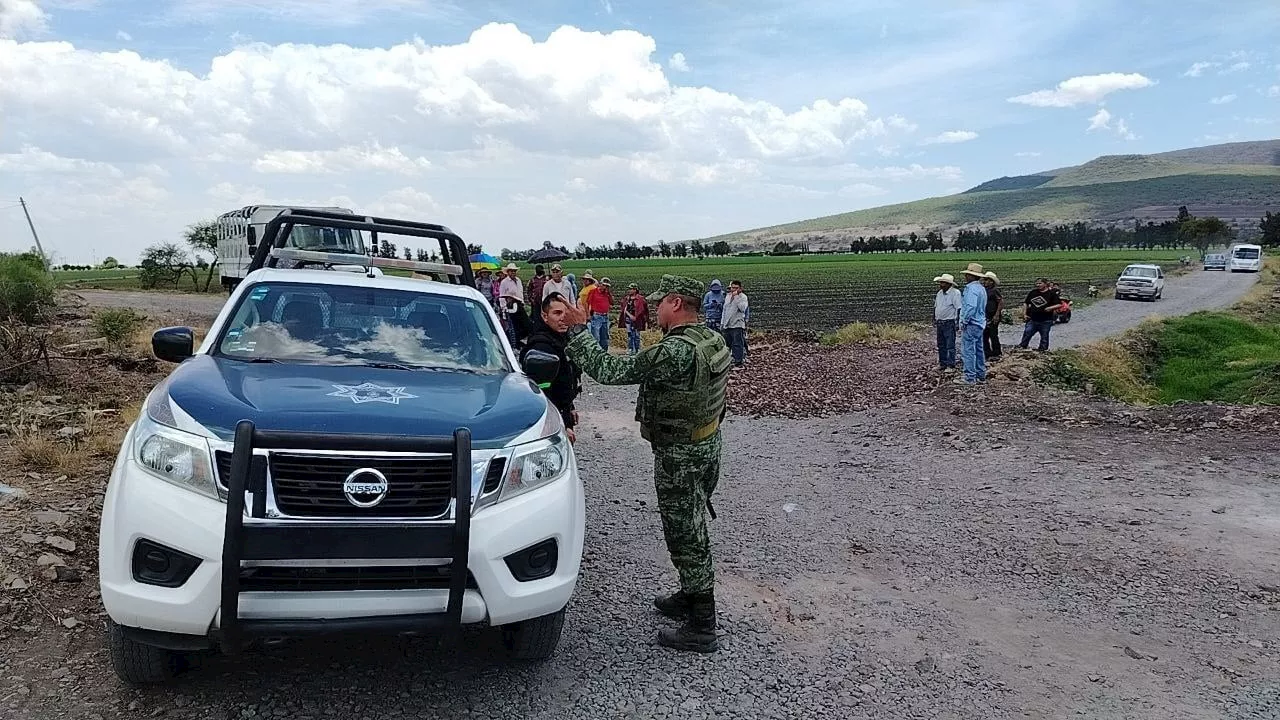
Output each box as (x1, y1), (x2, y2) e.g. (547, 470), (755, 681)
(645, 273), (706, 302)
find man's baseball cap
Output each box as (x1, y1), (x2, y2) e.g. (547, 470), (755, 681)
(599, 277), (611, 286)
(550, 263), (562, 271)
(645, 274), (706, 302)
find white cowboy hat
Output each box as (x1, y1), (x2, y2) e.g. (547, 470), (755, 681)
(504, 263), (519, 271)
(984, 270), (1000, 285)
(962, 262), (985, 278)
(933, 273), (956, 285)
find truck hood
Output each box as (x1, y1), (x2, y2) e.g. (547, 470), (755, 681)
(160, 355), (548, 448)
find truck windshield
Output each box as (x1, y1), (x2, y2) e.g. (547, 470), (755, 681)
(1234, 248), (1260, 259)
(1124, 267), (1158, 278)
(216, 282), (510, 373)
(286, 225), (366, 254)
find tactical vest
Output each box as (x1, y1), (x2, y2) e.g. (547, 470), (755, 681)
(637, 324), (733, 445)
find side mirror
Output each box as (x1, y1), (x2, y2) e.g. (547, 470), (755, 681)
(522, 349), (560, 387)
(152, 327), (195, 363)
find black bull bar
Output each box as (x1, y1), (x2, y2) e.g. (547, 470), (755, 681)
(218, 420), (473, 653)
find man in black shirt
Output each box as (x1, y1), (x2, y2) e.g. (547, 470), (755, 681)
(1017, 277), (1062, 351)
(982, 271), (1004, 361)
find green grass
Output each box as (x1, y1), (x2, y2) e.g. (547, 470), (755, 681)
(1045, 259), (1280, 406)
(1153, 313), (1280, 404)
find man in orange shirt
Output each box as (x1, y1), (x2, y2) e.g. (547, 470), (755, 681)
(586, 277), (614, 349)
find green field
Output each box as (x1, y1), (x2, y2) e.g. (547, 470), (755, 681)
(536, 250), (1185, 329)
(55, 250), (1188, 330)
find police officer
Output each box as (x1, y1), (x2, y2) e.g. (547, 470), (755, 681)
(560, 274), (732, 653)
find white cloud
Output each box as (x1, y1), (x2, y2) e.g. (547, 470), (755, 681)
(1015, 151), (1042, 158)
(115, 30), (131, 41)
(1268, 85), (1280, 98)
(1086, 108), (1112, 132)
(598, 0), (613, 16)
(253, 144), (432, 175)
(921, 130), (978, 145)
(0, 145), (121, 175)
(1086, 109), (1135, 140)
(1, 21), (945, 263)
(1209, 94), (1237, 105)
(0, 0), (46, 38)
(668, 52), (689, 72)
(1183, 61), (1216, 77)
(1221, 61), (1251, 74)
(1007, 72), (1155, 108)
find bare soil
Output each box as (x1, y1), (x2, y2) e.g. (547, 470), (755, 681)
(1, 290), (1277, 719)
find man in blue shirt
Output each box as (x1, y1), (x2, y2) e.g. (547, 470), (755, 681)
(957, 263), (989, 385)
(702, 279), (725, 333)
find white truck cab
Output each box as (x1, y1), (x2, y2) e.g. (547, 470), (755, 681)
(99, 210), (585, 684)
(215, 205), (370, 292)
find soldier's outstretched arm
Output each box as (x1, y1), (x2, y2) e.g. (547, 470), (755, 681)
(564, 328), (688, 386)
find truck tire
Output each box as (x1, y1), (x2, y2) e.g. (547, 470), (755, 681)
(500, 608), (566, 661)
(107, 619), (186, 685)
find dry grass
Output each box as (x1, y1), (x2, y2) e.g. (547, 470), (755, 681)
(820, 322), (922, 346)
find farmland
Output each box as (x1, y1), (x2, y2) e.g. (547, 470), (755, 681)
(56, 249), (1188, 331)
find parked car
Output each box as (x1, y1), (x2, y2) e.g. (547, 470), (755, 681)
(1203, 253), (1227, 271)
(97, 209), (586, 684)
(1115, 264), (1164, 301)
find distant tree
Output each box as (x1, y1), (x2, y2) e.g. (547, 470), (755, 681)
(1259, 211), (1280, 248)
(466, 243), (484, 255)
(403, 246), (413, 261)
(1178, 216), (1233, 257)
(100, 256), (120, 269)
(138, 242), (195, 289)
(184, 219), (220, 291)
(1176, 205), (1193, 224)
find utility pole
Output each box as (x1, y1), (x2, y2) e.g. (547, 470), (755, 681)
(18, 197), (52, 273)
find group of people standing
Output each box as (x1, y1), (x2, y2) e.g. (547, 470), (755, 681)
(934, 264), (1065, 385)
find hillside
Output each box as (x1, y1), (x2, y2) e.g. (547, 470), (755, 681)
(702, 139), (1280, 248)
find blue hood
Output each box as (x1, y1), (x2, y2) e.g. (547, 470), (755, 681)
(163, 355), (548, 448)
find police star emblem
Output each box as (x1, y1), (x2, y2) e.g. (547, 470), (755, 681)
(328, 382), (418, 405)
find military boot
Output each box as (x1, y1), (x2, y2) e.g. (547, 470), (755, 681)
(653, 590), (693, 619)
(656, 590), (718, 653)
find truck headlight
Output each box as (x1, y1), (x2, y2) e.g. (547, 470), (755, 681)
(498, 434), (569, 503)
(133, 414), (219, 500)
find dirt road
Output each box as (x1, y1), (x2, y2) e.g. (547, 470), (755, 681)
(999, 269), (1258, 349)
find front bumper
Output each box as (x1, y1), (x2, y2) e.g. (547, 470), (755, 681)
(1117, 284), (1157, 297)
(98, 424), (585, 648)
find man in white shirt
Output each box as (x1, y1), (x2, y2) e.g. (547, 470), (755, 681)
(721, 279), (749, 368)
(541, 264), (575, 305)
(933, 273), (962, 372)
(498, 263), (529, 347)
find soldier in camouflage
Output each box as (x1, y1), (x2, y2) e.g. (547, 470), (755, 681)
(561, 274), (733, 653)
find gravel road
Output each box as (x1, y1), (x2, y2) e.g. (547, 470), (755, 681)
(6, 383), (1278, 719)
(999, 269), (1258, 349)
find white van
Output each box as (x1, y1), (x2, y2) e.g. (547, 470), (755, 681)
(214, 206), (368, 291)
(1228, 244), (1263, 273)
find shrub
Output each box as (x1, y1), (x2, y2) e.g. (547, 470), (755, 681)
(820, 322), (919, 346)
(0, 252), (56, 324)
(93, 308), (146, 352)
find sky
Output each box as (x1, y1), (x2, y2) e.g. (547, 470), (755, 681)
(1, 0), (1278, 265)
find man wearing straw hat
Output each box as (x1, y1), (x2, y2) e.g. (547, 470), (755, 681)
(981, 271), (1004, 362)
(932, 273), (962, 372)
(957, 262), (989, 385)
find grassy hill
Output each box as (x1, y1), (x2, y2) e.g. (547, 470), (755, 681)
(701, 139), (1280, 248)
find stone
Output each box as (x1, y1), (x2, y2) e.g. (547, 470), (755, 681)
(61, 617), (81, 629)
(5, 576), (28, 590)
(0, 482), (27, 506)
(20, 533), (41, 545)
(32, 510), (69, 527)
(44, 535), (76, 553)
(36, 553), (65, 567)
(51, 667), (71, 679)
(56, 426), (84, 439)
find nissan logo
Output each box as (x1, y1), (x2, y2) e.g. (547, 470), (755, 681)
(342, 468), (389, 508)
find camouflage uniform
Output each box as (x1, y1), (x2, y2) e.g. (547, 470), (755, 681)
(565, 274), (732, 653)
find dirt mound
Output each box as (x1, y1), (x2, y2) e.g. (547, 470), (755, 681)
(728, 337), (944, 417)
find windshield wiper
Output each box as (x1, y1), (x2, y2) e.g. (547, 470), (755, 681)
(236, 357), (284, 364)
(356, 361), (415, 371)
